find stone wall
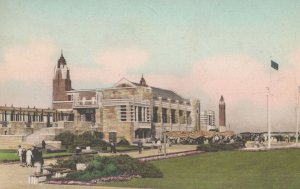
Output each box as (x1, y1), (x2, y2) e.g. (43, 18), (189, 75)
(0, 122), (54, 135)
(0, 135), (25, 149)
(101, 86), (152, 143)
(0, 122), (33, 135)
(52, 102), (73, 110)
(102, 106), (134, 143)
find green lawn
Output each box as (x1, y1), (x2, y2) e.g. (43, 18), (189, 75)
(0, 151), (72, 161)
(104, 149), (300, 189)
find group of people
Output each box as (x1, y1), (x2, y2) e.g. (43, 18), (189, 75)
(17, 141), (45, 174)
(17, 146), (33, 167)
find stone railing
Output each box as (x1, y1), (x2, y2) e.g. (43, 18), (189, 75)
(73, 99), (98, 108)
(134, 122), (151, 129)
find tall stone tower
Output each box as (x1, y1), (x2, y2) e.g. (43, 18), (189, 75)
(52, 52), (72, 110)
(219, 95), (226, 132)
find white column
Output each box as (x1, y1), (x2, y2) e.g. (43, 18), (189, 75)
(142, 107), (144, 122)
(144, 107), (147, 122)
(135, 106), (138, 122)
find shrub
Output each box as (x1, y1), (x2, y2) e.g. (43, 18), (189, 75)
(197, 143), (241, 152)
(117, 138), (130, 146)
(60, 154), (163, 181)
(53, 154), (95, 170)
(56, 131), (107, 151)
(55, 131), (75, 149)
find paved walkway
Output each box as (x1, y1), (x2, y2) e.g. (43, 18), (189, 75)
(0, 145), (197, 189)
(101, 144), (198, 158)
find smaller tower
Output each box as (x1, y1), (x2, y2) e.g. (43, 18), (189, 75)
(139, 74), (148, 87)
(219, 95), (226, 132)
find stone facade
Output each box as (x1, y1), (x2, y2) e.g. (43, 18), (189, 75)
(65, 77), (201, 143)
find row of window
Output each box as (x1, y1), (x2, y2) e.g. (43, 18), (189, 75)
(119, 105), (192, 124)
(119, 105), (150, 122)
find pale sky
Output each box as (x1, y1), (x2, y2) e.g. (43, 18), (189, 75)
(1, 0), (300, 132)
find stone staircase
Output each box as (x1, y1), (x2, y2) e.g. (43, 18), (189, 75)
(23, 127), (57, 146)
(0, 135), (25, 149)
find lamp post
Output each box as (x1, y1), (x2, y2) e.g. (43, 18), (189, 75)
(163, 123), (167, 157)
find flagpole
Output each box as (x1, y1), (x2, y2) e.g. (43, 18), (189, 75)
(296, 87), (299, 146)
(267, 87), (271, 149)
(267, 63), (272, 149)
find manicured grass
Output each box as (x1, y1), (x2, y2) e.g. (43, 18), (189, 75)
(0, 152), (18, 161)
(0, 151), (72, 162)
(104, 149), (300, 189)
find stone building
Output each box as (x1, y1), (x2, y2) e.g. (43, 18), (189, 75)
(65, 77), (201, 143)
(52, 54), (201, 143)
(0, 53), (201, 146)
(200, 110), (216, 131)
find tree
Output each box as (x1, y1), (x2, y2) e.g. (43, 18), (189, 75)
(55, 131), (75, 148)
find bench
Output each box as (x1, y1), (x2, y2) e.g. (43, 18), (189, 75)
(28, 173), (52, 184)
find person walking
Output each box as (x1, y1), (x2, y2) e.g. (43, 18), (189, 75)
(26, 148), (33, 167)
(21, 148), (27, 167)
(157, 139), (162, 153)
(138, 140), (143, 154)
(110, 141), (114, 153)
(113, 142), (117, 153)
(42, 140), (46, 149)
(17, 145), (23, 166)
(32, 147), (43, 174)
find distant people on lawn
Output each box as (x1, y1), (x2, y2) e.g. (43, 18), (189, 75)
(17, 145), (23, 165)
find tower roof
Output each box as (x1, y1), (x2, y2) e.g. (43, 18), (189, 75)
(139, 74), (148, 87)
(219, 95), (225, 105)
(57, 51), (67, 68)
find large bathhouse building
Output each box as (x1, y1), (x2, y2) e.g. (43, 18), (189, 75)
(0, 53), (201, 147)
(53, 54), (201, 143)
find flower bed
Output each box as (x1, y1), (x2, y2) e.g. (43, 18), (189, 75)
(49, 154), (162, 183)
(138, 150), (203, 161)
(47, 175), (141, 185)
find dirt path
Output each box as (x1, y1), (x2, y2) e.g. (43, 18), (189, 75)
(0, 162), (139, 189)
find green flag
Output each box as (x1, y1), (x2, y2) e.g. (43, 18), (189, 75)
(271, 60), (279, 70)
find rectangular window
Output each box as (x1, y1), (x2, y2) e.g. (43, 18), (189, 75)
(162, 108), (167, 123)
(120, 105), (127, 121)
(171, 109), (176, 124)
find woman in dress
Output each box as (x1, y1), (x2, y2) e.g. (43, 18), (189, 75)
(26, 148), (33, 167)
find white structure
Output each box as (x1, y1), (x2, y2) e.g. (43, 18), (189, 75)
(200, 110), (216, 131)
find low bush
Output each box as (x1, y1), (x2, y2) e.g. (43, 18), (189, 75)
(58, 154), (163, 181)
(117, 138), (130, 146)
(197, 143), (242, 152)
(55, 131), (107, 151)
(53, 154), (95, 170)
(46, 149), (67, 153)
